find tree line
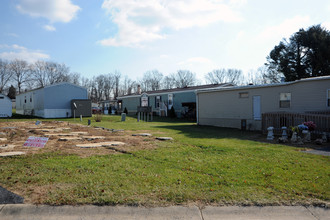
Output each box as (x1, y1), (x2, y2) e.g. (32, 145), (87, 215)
(1, 25), (329, 102)
(0, 59), (272, 102)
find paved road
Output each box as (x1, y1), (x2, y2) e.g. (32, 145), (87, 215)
(303, 147), (330, 156)
(0, 186), (23, 204)
(0, 204), (329, 220)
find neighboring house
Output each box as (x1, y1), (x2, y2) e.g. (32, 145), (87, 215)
(16, 82), (91, 118)
(196, 76), (330, 131)
(117, 84), (233, 118)
(0, 94), (12, 117)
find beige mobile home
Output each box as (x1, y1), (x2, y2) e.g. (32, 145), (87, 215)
(196, 76), (330, 131)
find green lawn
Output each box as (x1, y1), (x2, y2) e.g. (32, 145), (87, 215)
(0, 115), (329, 206)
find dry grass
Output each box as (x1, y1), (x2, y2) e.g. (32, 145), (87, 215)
(0, 121), (157, 158)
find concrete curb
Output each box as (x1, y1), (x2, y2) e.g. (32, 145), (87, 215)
(0, 205), (329, 220)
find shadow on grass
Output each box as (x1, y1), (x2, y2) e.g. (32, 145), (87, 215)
(155, 124), (263, 140)
(10, 113), (42, 119)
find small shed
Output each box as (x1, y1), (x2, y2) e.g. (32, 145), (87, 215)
(71, 99), (92, 117)
(0, 94), (12, 117)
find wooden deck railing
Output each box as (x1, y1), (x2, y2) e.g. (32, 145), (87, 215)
(262, 112), (330, 135)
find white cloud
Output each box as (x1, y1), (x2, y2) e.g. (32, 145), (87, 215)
(16, 0), (80, 23)
(0, 44), (50, 63)
(322, 22), (330, 31)
(43, 25), (56, 31)
(12, 44), (26, 50)
(160, 54), (169, 59)
(258, 15), (311, 41)
(178, 57), (213, 65)
(177, 57), (216, 75)
(6, 33), (19, 38)
(229, 0), (247, 7)
(99, 0), (243, 47)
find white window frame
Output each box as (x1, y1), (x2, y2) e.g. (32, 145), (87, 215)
(168, 94), (173, 109)
(279, 92), (291, 108)
(155, 96), (161, 108)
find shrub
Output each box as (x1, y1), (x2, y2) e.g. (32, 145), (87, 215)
(94, 113), (102, 122)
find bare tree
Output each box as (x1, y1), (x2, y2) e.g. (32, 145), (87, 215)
(95, 74), (106, 100)
(226, 69), (243, 85)
(140, 70), (163, 91)
(31, 60), (47, 87)
(262, 65), (283, 84)
(9, 59), (31, 93)
(80, 76), (91, 98)
(162, 75), (175, 89)
(0, 59), (12, 93)
(31, 61), (71, 87)
(205, 69), (227, 84)
(205, 68), (243, 85)
(245, 69), (265, 85)
(90, 76), (98, 102)
(69, 72), (81, 85)
(172, 70), (196, 88)
(45, 62), (70, 85)
(113, 71), (121, 99)
(103, 73), (115, 100)
(121, 75), (136, 96)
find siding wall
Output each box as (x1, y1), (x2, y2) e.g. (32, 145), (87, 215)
(122, 96), (141, 114)
(0, 95), (12, 117)
(198, 79), (330, 130)
(16, 91), (36, 115)
(44, 84), (87, 109)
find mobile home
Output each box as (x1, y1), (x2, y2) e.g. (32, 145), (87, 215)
(197, 76), (330, 130)
(16, 82), (90, 118)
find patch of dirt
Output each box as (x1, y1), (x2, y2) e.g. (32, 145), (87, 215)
(0, 121), (157, 158)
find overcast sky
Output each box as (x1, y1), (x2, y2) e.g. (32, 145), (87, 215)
(1, 0), (329, 82)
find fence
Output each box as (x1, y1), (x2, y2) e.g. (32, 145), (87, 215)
(262, 112), (330, 135)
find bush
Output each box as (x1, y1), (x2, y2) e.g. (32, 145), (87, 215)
(169, 106), (176, 118)
(94, 113), (102, 122)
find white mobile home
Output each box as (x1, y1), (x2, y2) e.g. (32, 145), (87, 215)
(16, 83), (89, 118)
(0, 94), (12, 117)
(196, 76), (330, 131)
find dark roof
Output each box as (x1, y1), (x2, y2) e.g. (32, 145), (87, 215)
(117, 83), (233, 99)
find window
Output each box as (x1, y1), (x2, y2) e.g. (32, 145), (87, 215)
(239, 92), (249, 98)
(24, 96), (26, 103)
(280, 93), (291, 108)
(141, 94), (148, 107)
(168, 94), (173, 107)
(0, 96), (4, 99)
(327, 90), (330, 107)
(30, 97), (32, 102)
(155, 96), (161, 108)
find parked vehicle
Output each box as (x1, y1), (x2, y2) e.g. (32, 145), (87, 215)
(92, 107), (102, 114)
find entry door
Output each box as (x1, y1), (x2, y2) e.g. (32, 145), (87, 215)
(253, 96), (261, 120)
